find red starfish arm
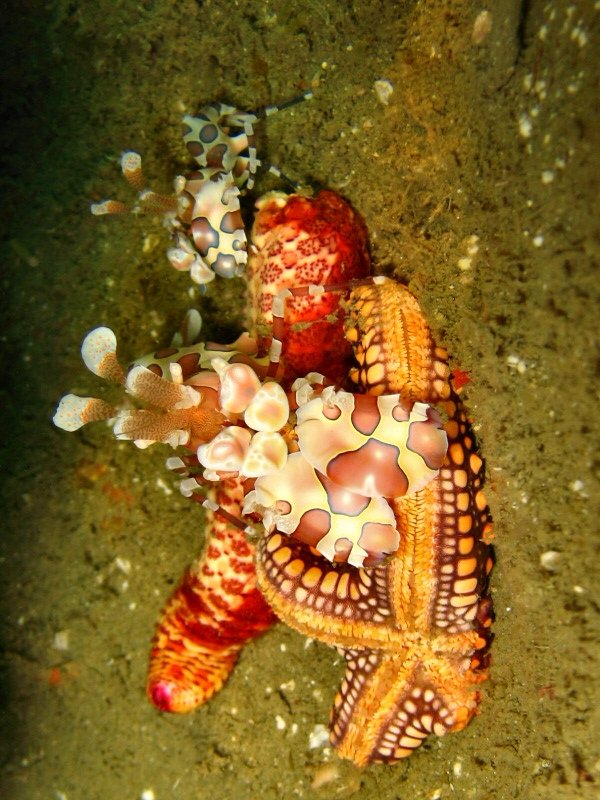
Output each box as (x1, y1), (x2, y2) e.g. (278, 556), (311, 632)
(147, 477), (276, 712)
(246, 189), (372, 384)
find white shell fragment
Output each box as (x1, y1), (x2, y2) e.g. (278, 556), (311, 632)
(540, 550), (561, 573)
(374, 79), (394, 106)
(472, 10), (493, 44)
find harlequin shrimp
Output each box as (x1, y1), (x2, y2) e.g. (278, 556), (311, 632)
(181, 279), (449, 569)
(90, 91), (312, 285)
(57, 192), (448, 571)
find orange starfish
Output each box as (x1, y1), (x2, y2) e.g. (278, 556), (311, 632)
(255, 278), (493, 765)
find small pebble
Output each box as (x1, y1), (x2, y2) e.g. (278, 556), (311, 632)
(275, 714), (286, 731)
(472, 10), (493, 44)
(374, 79), (394, 106)
(465, 234), (480, 254)
(52, 630), (70, 651)
(518, 113), (532, 138)
(308, 723), (330, 749)
(506, 354), (527, 374)
(156, 477), (172, 495)
(540, 550), (561, 572)
(114, 557), (131, 575)
(311, 763), (340, 789)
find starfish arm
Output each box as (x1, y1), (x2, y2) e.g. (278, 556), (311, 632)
(147, 477), (276, 712)
(255, 278), (494, 765)
(344, 280), (451, 403)
(246, 190), (372, 383)
(413, 395), (494, 638)
(331, 646), (482, 766)
(256, 533), (397, 646)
